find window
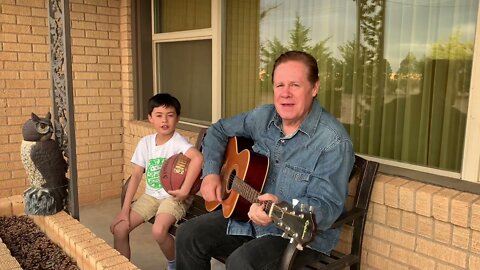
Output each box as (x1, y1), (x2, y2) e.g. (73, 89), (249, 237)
(145, 0), (480, 181)
(152, 0), (213, 127)
(155, 40), (212, 124)
(224, 0), (479, 177)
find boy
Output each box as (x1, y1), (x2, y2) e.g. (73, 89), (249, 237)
(110, 93), (203, 270)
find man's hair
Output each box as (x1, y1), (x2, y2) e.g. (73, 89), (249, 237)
(148, 93), (181, 116)
(271, 51), (319, 85)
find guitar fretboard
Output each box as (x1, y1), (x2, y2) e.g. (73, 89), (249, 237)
(229, 174), (272, 212)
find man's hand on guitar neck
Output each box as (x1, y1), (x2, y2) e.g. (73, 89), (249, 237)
(200, 174), (224, 203)
(248, 194), (279, 226)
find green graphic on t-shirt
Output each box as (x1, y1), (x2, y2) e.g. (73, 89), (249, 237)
(146, 157), (165, 189)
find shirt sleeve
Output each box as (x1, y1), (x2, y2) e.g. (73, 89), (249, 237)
(175, 132), (194, 154)
(305, 139), (355, 231)
(201, 110), (259, 177)
(131, 136), (148, 168)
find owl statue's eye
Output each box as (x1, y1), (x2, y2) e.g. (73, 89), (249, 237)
(36, 122), (51, 134)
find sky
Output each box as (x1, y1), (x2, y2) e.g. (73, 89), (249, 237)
(259, 0), (478, 70)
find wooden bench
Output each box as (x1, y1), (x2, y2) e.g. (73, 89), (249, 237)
(121, 128), (379, 269)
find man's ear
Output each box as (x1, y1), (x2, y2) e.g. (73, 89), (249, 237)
(312, 81), (320, 97)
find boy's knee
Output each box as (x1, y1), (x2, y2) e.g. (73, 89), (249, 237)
(152, 224), (169, 241)
(112, 221), (129, 237)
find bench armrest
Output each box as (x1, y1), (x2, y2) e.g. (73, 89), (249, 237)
(330, 207), (365, 229)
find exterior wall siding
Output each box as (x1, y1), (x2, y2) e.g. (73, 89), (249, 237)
(1, 1), (480, 269)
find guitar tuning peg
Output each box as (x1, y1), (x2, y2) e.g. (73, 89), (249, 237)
(282, 232), (288, 238)
(300, 203), (306, 211)
(292, 199), (299, 207)
(285, 226), (291, 231)
(289, 238), (295, 244)
(309, 205), (314, 212)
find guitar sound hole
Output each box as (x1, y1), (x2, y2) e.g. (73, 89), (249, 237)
(227, 170), (236, 190)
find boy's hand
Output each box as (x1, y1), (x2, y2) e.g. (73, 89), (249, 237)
(168, 187), (190, 201)
(110, 210), (130, 233)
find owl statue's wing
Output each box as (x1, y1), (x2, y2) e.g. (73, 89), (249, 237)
(30, 140), (68, 188)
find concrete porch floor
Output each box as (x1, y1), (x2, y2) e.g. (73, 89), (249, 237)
(79, 198), (225, 270)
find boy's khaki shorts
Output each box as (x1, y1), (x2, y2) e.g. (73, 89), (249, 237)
(131, 194), (193, 222)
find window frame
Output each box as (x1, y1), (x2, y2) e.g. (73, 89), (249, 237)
(150, 0), (223, 127)
(146, 0), (480, 183)
(461, 2), (480, 182)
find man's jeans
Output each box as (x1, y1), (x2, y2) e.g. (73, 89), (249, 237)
(175, 210), (293, 270)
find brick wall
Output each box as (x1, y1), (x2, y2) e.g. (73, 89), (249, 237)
(353, 174), (480, 269)
(0, 0), (129, 204)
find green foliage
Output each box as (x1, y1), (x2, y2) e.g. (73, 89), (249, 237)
(259, 16), (332, 96)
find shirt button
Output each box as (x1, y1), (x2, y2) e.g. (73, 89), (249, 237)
(280, 139), (285, 143)
(275, 160), (279, 164)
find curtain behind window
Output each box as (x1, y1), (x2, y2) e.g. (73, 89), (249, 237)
(154, 0), (211, 33)
(225, 0), (477, 172)
(225, 0), (261, 116)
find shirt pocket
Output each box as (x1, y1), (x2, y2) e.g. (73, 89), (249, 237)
(278, 164), (311, 200)
(252, 142), (270, 157)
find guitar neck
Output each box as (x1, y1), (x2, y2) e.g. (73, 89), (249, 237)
(231, 175), (272, 211)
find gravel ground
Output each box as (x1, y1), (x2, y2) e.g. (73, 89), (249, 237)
(0, 215), (79, 270)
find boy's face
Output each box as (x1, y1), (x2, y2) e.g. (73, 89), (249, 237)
(148, 105), (179, 136)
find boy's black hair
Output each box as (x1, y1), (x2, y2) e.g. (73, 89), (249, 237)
(148, 93), (181, 116)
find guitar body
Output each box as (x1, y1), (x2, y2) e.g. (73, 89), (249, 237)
(205, 137), (269, 220)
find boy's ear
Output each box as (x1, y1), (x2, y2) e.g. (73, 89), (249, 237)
(147, 114), (153, 123)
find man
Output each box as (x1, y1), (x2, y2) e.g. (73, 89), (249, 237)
(176, 51), (355, 269)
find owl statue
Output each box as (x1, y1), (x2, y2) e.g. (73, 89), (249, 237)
(21, 112), (68, 215)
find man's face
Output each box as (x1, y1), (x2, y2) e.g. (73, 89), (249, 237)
(148, 105), (179, 136)
(273, 60), (319, 129)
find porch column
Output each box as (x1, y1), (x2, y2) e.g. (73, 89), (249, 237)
(48, 0), (79, 219)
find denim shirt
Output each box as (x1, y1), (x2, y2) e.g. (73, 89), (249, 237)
(201, 101), (355, 254)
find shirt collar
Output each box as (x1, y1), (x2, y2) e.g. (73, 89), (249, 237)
(269, 101), (322, 138)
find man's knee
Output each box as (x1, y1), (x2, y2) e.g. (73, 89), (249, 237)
(225, 249), (255, 270)
(176, 220), (193, 244)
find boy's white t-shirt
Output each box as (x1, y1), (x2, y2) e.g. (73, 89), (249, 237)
(131, 132), (193, 199)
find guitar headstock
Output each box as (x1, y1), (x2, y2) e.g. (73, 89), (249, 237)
(268, 201), (315, 250)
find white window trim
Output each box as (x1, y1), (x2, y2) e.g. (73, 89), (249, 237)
(150, 0), (223, 124)
(211, 0), (223, 123)
(461, 1), (480, 182)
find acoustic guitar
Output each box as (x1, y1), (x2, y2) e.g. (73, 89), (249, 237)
(204, 136), (315, 248)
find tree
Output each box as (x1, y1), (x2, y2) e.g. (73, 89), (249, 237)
(259, 16), (332, 96)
